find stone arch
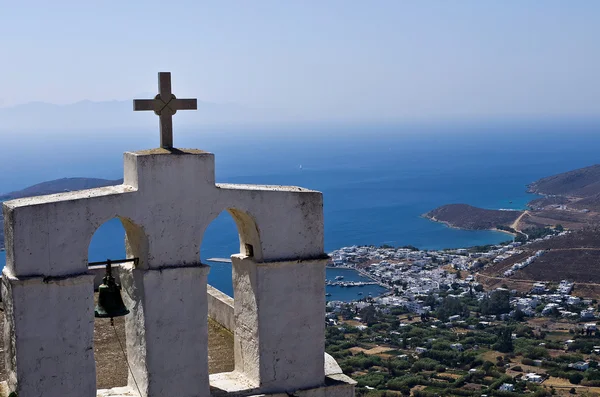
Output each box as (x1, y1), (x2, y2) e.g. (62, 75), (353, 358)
(120, 217), (150, 269)
(227, 208), (262, 261)
(87, 215), (149, 269)
(200, 208), (263, 263)
(86, 216), (149, 390)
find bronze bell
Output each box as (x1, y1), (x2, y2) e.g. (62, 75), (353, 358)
(95, 259), (130, 319)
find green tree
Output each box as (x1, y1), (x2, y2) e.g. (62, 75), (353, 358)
(360, 305), (378, 326)
(514, 309), (526, 322)
(482, 361), (495, 371)
(515, 233), (528, 243)
(480, 290), (511, 315)
(493, 327), (514, 353)
(569, 372), (584, 385)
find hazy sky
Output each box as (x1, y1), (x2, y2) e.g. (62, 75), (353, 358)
(2, 1), (600, 122)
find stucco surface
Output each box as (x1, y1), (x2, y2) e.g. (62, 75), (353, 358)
(208, 285), (235, 332)
(210, 375), (356, 397)
(1, 272), (96, 397)
(232, 256), (327, 393)
(3, 151), (324, 278)
(120, 264), (210, 397)
(0, 149), (353, 397)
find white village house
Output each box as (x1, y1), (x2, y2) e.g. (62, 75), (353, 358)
(499, 383), (514, 392)
(1, 73), (355, 397)
(523, 373), (543, 383)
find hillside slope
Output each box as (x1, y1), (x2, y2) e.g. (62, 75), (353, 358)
(527, 164), (600, 197)
(479, 227), (600, 297)
(0, 178), (122, 250)
(424, 204), (522, 231)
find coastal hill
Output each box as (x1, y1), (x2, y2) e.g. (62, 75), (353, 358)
(478, 227), (600, 298)
(527, 164), (600, 197)
(424, 204), (522, 231)
(425, 164), (600, 233)
(0, 178), (121, 250)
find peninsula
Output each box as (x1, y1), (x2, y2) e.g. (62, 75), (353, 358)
(424, 164), (600, 234)
(425, 204), (522, 232)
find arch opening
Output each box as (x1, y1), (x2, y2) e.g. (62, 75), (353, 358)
(88, 216), (148, 392)
(201, 211), (238, 297)
(88, 216), (149, 269)
(227, 208), (261, 261)
(200, 208), (261, 296)
(200, 208), (261, 376)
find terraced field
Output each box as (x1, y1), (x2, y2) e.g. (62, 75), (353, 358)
(478, 228), (600, 297)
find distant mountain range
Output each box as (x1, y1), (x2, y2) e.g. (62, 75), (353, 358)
(0, 99), (288, 131)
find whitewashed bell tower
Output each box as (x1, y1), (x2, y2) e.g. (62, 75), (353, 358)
(1, 73), (355, 397)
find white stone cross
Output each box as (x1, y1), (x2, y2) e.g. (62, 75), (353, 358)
(133, 72), (197, 149)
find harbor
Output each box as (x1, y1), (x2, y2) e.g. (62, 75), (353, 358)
(324, 267), (389, 302)
(326, 280), (379, 287)
(203, 259), (390, 301)
(199, 260), (390, 302)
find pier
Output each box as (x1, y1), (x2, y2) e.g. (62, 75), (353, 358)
(326, 280), (379, 287)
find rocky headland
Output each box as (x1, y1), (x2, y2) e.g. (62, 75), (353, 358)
(425, 204), (522, 232)
(425, 164), (600, 233)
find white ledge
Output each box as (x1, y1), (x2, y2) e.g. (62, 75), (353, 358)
(216, 183), (318, 193)
(3, 185), (136, 208)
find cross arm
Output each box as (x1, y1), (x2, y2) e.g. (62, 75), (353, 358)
(133, 99), (157, 112)
(171, 98), (198, 110)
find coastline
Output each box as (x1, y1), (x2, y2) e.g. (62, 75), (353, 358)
(492, 228), (518, 237)
(422, 169), (597, 238)
(422, 214), (518, 237)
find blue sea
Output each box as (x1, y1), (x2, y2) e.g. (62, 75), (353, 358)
(1, 120), (599, 300)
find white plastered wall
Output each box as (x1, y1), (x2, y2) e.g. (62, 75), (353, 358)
(2, 149), (326, 397)
(229, 256), (327, 393)
(4, 150), (324, 278)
